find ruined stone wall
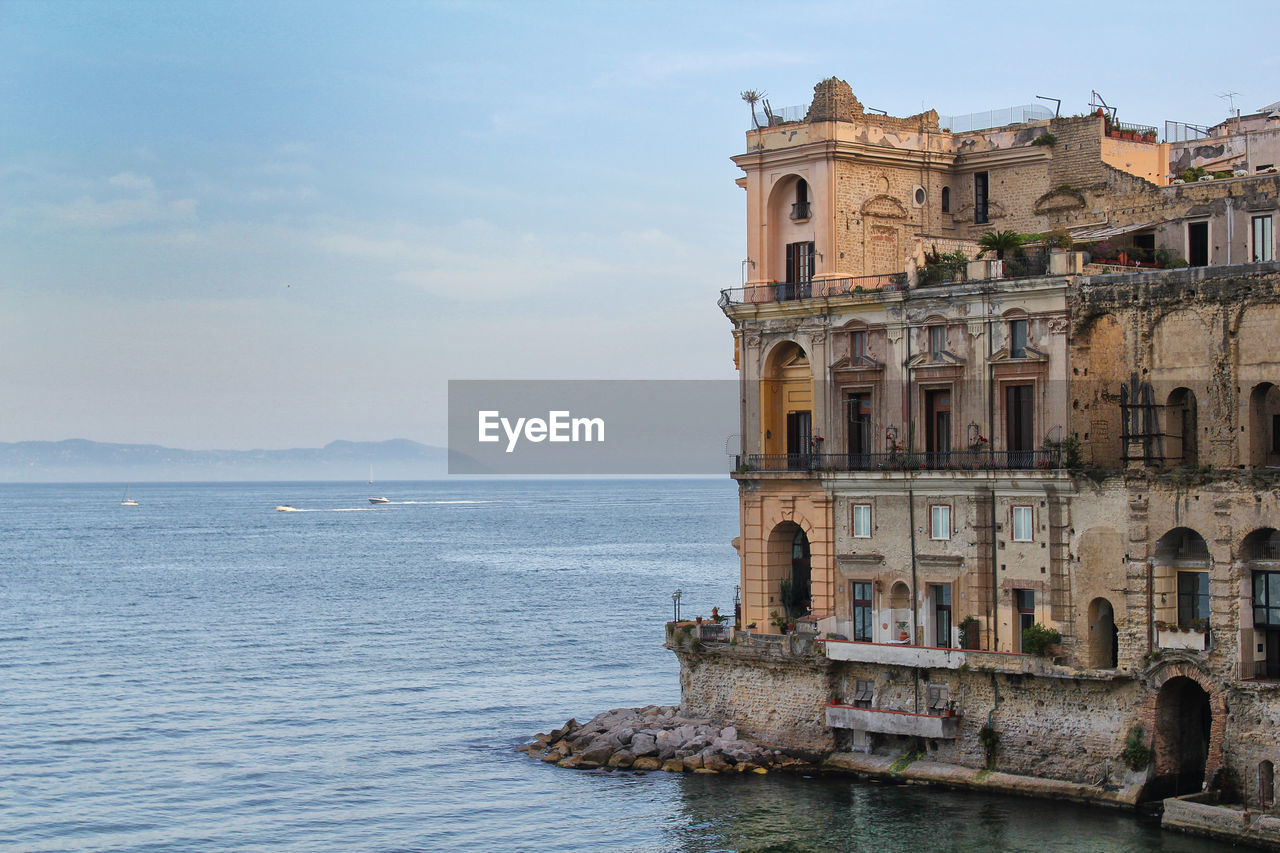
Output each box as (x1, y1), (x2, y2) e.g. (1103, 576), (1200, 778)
(1072, 263), (1280, 470)
(1049, 115), (1107, 189)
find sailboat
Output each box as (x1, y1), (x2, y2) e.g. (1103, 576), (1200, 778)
(120, 485), (139, 506)
(367, 465), (389, 503)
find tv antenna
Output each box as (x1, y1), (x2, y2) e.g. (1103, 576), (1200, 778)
(1218, 91), (1241, 115)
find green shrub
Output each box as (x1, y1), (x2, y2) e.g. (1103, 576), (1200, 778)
(1030, 132), (1057, 146)
(979, 724), (999, 769)
(1122, 724), (1151, 770)
(1021, 623), (1061, 657)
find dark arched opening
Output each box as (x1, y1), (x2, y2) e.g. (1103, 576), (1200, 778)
(1248, 383), (1280, 467)
(1088, 597), (1118, 669)
(1151, 676), (1212, 798)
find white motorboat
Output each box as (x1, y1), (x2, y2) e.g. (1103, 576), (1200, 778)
(368, 497), (391, 504)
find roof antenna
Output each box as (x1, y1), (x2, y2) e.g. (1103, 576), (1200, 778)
(1035, 95), (1061, 117)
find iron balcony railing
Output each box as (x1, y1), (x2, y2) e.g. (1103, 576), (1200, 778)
(719, 273), (908, 307)
(735, 448), (1062, 473)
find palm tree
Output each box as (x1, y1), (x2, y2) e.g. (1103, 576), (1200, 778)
(740, 90), (765, 129)
(977, 230), (1024, 260)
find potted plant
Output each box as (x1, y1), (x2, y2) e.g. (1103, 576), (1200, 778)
(897, 621), (910, 642)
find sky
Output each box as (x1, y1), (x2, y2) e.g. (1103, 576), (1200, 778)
(2, 0), (1276, 450)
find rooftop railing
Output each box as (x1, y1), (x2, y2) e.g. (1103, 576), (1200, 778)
(719, 273), (908, 307)
(735, 448), (1062, 473)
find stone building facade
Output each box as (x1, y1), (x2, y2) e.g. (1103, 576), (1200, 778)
(680, 79), (1280, 811)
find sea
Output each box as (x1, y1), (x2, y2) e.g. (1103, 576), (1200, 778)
(0, 479), (1228, 852)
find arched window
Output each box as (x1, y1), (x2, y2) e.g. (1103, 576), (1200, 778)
(941, 186), (951, 214)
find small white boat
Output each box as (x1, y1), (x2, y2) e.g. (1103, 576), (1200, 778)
(276, 505), (300, 512)
(368, 497), (390, 505)
(121, 486), (138, 506)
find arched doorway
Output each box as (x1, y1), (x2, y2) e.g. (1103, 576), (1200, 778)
(1087, 597), (1118, 669)
(766, 521), (811, 627)
(1152, 676), (1212, 798)
(760, 341), (813, 468)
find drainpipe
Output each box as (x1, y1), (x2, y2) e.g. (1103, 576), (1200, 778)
(908, 484), (920, 714)
(905, 307), (920, 713)
(985, 282), (999, 650)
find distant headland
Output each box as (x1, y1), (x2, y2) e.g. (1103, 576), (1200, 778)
(0, 438), (452, 483)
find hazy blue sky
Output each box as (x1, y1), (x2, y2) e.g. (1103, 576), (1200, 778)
(2, 0), (1275, 449)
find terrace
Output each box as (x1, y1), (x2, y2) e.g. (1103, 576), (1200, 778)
(734, 448), (1062, 475)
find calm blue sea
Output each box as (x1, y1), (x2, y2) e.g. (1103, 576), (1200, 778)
(0, 480), (1222, 852)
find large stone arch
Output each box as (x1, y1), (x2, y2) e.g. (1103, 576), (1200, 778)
(1075, 526), (1126, 667)
(1140, 662), (1227, 799)
(1070, 313), (1126, 467)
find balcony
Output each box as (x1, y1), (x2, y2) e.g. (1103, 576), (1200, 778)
(826, 705), (961, 738)
(824, 639), (967, 669)
(735, 448), (1062, 474)
(719, 273), (908, 307)
(1156, 625), (1210, 651)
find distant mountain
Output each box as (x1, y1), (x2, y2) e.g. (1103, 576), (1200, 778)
(0, 439), (459, 482)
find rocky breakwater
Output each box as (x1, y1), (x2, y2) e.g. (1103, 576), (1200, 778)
(520, 705), (812, 774)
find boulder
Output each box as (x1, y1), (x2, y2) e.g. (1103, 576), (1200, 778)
(661, 758), (685, 773)
(631, 733), (658, 757)
(579, 744), (614, 765)
(682, 754), (704, 771)
(702, 752), (731, 773)
(720, 726), (737, 740)
(608, 750), (635, 769)
(633, 756), (663, 771)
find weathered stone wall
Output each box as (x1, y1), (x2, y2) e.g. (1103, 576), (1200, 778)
(674, 642), (1146, 784)
(674, 645), (836, 754)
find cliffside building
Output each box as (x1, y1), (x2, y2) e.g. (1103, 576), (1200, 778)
(678, 79), (1280, 818)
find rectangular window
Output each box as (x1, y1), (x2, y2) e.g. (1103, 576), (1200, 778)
(929, 325), (946, 360)
(1012, 506), (1034, 542)
(932, 584), (952, 648)
(785, 240), (815, 298)
(852, 504), (872, 538)
(930, 504), (951, 540)
(1006, 383), (1035, 463)
(852, 678), (873, 708)
(1009, 318), (1027, 358)
(925, 389), (952, 456)
(1177, 571), (1210, 627)
(1254, 215), (1275, 263)
(847, 393), (872, 462)
(851, 330), (867, 359)
(1015, 589), (1035, 651)
(1188, 221), (1209, 267)
(1254, 572), (1280, 629)
(974, 172), (989, 224)
(852, 582), (873, 642)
